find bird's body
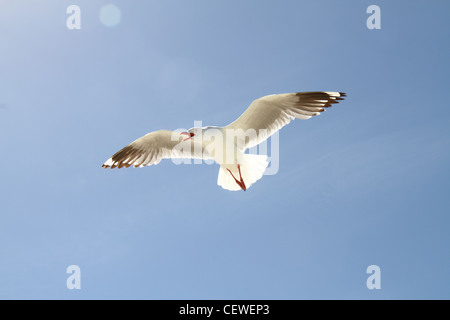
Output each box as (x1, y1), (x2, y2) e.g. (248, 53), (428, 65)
(102, 91), (346, 191)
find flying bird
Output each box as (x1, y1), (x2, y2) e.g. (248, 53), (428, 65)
(102, 91), (346, 191)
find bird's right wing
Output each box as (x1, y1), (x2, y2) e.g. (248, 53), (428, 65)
(225, 92), (346, 149)
(102, 130), (212, 169)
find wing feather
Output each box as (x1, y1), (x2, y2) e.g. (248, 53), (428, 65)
(102, 130), (211, 169)
(226, 91), (346, 148)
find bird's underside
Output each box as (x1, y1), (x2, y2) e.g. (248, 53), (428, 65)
(102, 91), (347, 191)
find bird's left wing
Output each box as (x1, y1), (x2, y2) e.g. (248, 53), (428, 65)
(226, 92), (346, 149)
(102, 130), (211, 169)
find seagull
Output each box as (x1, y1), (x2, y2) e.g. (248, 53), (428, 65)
(102, 91), (346, 191)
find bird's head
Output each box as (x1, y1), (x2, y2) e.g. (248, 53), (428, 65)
(181, 126), (219, 141)
(180, 127), (197, 141)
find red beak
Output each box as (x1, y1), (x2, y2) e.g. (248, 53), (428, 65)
(181, 132), (195, 141)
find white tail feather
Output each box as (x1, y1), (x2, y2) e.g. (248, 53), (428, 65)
(217, 154), (269, 191)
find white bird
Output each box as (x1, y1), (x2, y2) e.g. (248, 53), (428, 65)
(102, 91), (346, 191)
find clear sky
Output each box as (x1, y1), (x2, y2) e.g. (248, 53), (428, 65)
(0, 0), (449, 299)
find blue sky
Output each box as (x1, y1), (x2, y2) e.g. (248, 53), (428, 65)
(0, 0), (449, 299)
